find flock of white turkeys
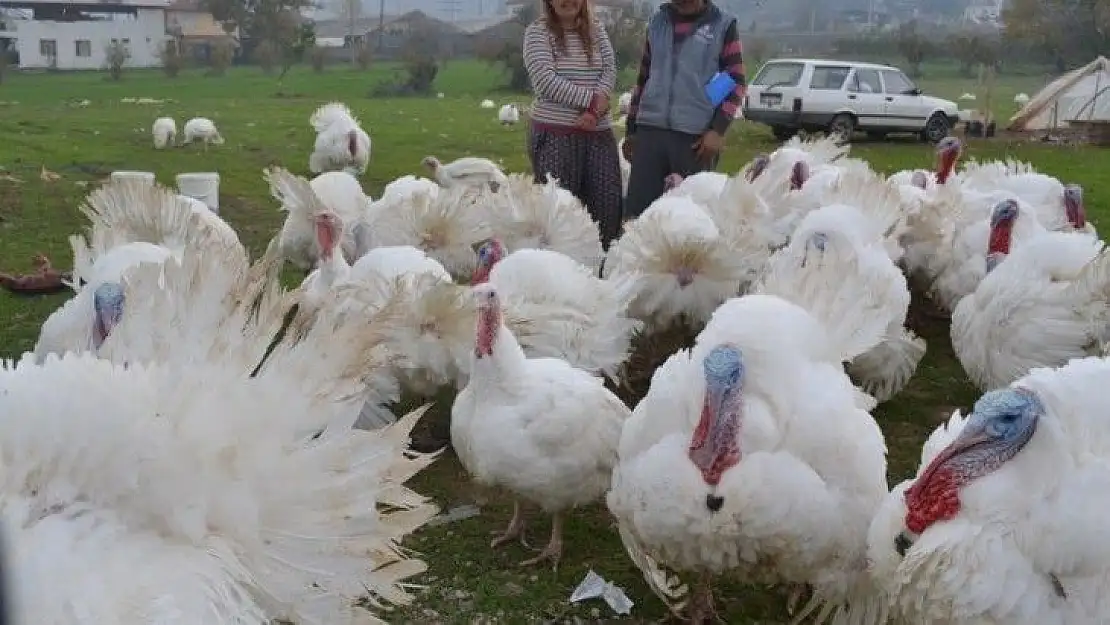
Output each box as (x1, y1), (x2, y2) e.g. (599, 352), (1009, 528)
(7, 95), (1110, 625)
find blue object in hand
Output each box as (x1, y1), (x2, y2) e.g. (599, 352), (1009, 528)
(705, 71), (737, 108)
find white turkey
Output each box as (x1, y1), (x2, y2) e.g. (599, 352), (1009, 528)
(1014, 91), (1031, 106)
(422, 155), (508, 193)
(769, 169), (924, 403)
(661, 172), (729, 208)
(957, 158), (1093, 235)
(182, 117), (223, 149)
(618, 90), (632, 114)
(152, 116), (176, 149)
(450, 283), (631, 569)
(499, 103), (520, 125)
(483, 173), (605, 271)
(480, 99), (495, 109)
(361, 181), (490, 280)
(266, 166), (368, 270)
(908, 187), (1057, 314)
(1, 262), (437, 623)
(603, 196), (758, 332)
(308, 101), (372, 177)
(607, 225), (892, 623)
(33, 180), (246, 361)
(952, 220), (1110, 391)
(470, 238), (641, 379)
(867, 357), (1110, 624)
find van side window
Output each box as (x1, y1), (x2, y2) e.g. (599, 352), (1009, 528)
(809, 66), (851, 90)
(848, 68), (882, 94)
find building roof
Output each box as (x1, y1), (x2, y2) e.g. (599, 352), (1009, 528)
(313, 15), (399, 38)
(0, 0), (169, 7)
(452, 15), (510, 34)
(506, 0), (631, 5)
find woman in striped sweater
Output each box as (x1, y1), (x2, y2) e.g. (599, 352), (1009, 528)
(523, 0), (622, 252)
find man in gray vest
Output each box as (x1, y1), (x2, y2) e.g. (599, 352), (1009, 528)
(622, 0), (746, 220)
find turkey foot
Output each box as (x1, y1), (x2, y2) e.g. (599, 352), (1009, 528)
(786, 583), (811, 614)
(518, 512), (562, 571)
(490, 500), (528, 549)
(685, 574), (723, 624)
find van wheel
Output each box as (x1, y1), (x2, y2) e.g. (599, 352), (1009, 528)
(828, 114), (855, 141)
(772, 126), (794, 141)
(921, 113), (952, 143)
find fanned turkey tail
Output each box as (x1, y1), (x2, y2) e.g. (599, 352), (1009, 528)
(755, 227), (890, 363)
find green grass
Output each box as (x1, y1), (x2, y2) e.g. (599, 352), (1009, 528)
(0, 60), (1107, 623)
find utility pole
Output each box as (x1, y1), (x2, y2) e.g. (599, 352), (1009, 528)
(439, 0), (461, 21)
(377, 0), (385, 51)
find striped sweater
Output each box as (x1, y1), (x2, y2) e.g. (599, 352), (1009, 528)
(523, 18), (617, 131)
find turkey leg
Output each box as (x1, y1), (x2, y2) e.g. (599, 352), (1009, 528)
(686, 573), (723, 624)
(518, 512), (562, 570)
(490, 500), (527, 549)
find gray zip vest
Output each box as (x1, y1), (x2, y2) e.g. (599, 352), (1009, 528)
(636, 4), (736, 135)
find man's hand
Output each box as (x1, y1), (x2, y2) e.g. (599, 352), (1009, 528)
(692, 130), (724, 163)
(621, 134), (634, 161)
(575, 111), (598, 130)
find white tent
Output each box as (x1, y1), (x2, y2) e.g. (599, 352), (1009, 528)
(1007, 56), (1110, 131)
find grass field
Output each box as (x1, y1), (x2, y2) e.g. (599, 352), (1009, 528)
(1, 58), (1107, 623)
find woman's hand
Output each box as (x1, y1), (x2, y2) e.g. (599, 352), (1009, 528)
(591, 91), (610, 115)
(575, 111), (599, 130)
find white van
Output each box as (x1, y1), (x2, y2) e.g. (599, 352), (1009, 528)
(742, 58), (960, 143)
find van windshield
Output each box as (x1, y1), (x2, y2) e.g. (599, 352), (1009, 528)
(751, 62), (804, 87)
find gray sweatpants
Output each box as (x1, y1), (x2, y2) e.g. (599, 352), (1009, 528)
(623, 126), (720, 220)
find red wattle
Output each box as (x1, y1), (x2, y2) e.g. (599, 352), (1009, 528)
(987, 223), (1013, 256)
(903, 465), (962, 534)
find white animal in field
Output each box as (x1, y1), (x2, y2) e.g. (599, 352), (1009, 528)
(1014, 92), (1031, 106)
(308, 101), (372, 177)
(480, 99), (495, 109)
(499, 103), (520, 125)
(618, 90), (632, 114)
(182, 117), (223, 149)
(151, 117), (176, 149)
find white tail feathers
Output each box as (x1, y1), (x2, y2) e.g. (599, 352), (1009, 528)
(756, 229), (889, 361)
(310, 101), (359, 133)
(264, 166), (326, 219)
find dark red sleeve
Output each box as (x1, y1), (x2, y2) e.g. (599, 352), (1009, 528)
(708, 20), (746, 135)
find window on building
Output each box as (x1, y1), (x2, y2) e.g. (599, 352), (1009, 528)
(809, 66), (851, 90)
(39, 38), (56, 58)
(75, 39), (91, 57)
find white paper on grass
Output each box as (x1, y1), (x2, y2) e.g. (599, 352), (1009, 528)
(569, 569), (633, 615)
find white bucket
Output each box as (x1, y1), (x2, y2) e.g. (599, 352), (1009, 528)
(110, 170), (156, 186)
(176, 172), (220, 214)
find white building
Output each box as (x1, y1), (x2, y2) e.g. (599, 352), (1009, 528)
(0, 0), (169, 70)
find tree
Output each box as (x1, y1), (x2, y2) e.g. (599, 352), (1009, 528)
(1004, 0), (1110, 70)
(203, 0), (313, 77)
(948, 32), (1000, 77)
(331, 0), (361, 66)
(896, 20), (930, 78)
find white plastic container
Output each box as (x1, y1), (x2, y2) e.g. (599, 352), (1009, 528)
(176, 172), (220, 214)
(110, 170), (156, 186)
